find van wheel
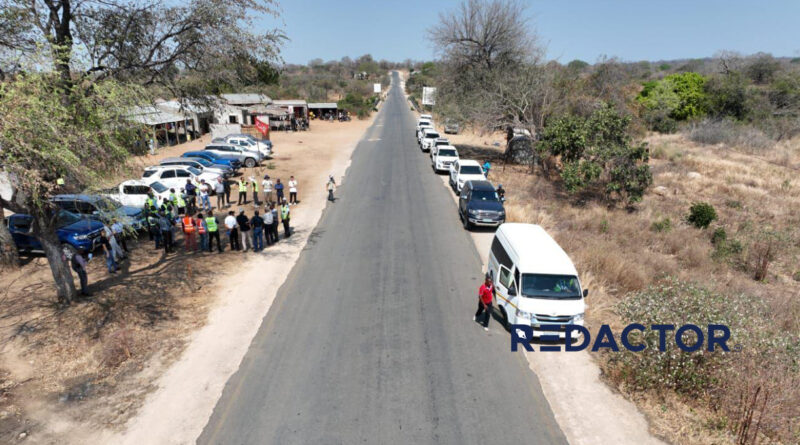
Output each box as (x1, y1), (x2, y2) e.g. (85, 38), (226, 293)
(498, 306), (510, 330)
(244, 158), (256, 168)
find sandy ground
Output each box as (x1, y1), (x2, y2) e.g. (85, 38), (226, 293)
(424, 116), (665, 444)
(90, 116), (375, 444)
(0, 115), (374, 444)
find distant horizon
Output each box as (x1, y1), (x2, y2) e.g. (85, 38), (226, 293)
(260, 0), (800, 67)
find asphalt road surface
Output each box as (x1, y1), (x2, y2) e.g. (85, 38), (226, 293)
(198, 73), (566, 444)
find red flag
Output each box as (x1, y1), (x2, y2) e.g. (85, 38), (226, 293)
(254, 116), (270, 137)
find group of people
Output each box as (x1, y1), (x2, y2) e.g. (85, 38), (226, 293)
(215, 175), (300, 208)
(222, 202), (291, 253)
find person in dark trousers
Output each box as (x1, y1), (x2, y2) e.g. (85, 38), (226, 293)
(185, 179), (197, 214)
(496, 184), (506, 202)
(236, 209), (252, 251)
(474, 275), (495, 331)
(280, 199), (291, 238)
(147, 207), (161, 249)
(100, 231), (118, 274)
(158, 209), (174, 254)
(269, 203), (280, 244)
(275, 178), (284, 204)
(250, 210), (264, 252)
(205, 213), (223, 252)
(237, 178), (248, 205)
(262, 204), (275, 245)
(224, 210), (240, 251)
(223, 178), (232, 207)
(326, 175), (336, 201)
(70, 249), (91, 296)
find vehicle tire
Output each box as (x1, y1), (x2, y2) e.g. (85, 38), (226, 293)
(462, 214), (472, 230)
(244, 158), (256, 168)
(498, 306), (510, 330)
(61, 243), (78, 259)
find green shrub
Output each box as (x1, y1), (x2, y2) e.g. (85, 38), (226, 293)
(687, 202), (717, 228)
(637, 72), (707, 126)
(711, 227), (727, 245)
(651, 217), (672, 233)
(613, 278), (757, 395)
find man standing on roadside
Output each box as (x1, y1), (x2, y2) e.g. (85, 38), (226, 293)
(262, 175), (273, 205)
(185, 179), (197, 214)
(70, 249), (91, 297)
(250, 210), (264, 252)
(236, 209), (252, 251)
(275, 178), (284, 204)
(205, 212), (223, 253)
(326, 175), (336, 202)
(280, 199), (291, 238)
(181, 212), (197, 252)
(223, 177), (232, 207)
(215, 178), (225, 209)
(158, 209), (174, 254)
(288, 175), (298, 205)
(199, 180), (211, 212)
(269, 203), (280, 244)
(473, 274), (495, 331)
(262, 204), (275, 245)
(252, 176), (260, 205)
(238, 178), (248, 205)
(224, 210), (240, 251)
(196, 212), (208, 252)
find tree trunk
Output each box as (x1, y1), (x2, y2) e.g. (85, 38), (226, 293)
(0, 201), (20, 267)
(33, 213), (76, 305)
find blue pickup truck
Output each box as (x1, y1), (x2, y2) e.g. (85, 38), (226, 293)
(7, 210), (105, 255)
(52, 194), (146, 231)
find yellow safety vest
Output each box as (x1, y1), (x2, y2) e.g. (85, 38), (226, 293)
(239, 180), (247, 192)
(281, 206), (290, 220)
(253, 181), (259, 192)
(205, 217), (218, 232)
(176, 195), (186, 208)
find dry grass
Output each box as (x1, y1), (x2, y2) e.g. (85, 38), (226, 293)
(470, 131), (800, 444)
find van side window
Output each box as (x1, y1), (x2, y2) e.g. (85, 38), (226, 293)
(491, 237), (513, 269)
(499, 266), (513, 288)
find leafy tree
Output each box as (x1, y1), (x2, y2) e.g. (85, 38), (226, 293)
(704, 72), (750, 120)
(745, 53), (781, 85)
(567, 59), (589, 71)
(637, 72), (707, 122)
(0, 73), (145, 303)
(539, 104), (652, 204)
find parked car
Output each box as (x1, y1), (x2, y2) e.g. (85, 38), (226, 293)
(181, 151), (242, 170)
(449, 159), (486, 192)
(444, 121), (460, 134)
(100, 179), (171, 208)
(212, 135), (272, 159)
(419, 129), (441, 152)
(429, 138), (451, 158)
(487, 223), (587, 336)
(7, 210), (105, 256)
(458, 180), (505, 230)
(416, 120), (433, 139)
(420, 114), (433, 120)
(52, 194), (146, 230)
(160, 157), (232, 178)
(203, 143), (261, 168)
(222, 133), (273, 156)
(141, 165), (221, 191)
(431, 146), (459, 173)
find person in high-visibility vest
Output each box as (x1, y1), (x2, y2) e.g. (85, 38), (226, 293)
(237, 179), (248, 205)
(196, 213), (209, 252)
(181, 213), (197, 252)
(251, 177), (260, 205)
(176, 189), (187, 216)
(280, 199), (291, 239)
(205, 213), (222, 253)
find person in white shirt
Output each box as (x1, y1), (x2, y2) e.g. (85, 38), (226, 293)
(262, 175), (274, 205)
(199, 180), (211, 212)
(288, 176), (298, 205)
(224, 210), (240, 251)
(215, 178), (225, 209)
(262, 205), (275, 245)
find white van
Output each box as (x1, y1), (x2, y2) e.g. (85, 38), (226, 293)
(487, 223), (587, 338)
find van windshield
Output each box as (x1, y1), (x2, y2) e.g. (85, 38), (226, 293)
(521, 274), (581, 299)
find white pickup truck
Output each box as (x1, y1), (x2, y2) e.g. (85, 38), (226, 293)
(101, 180), (171, 208)
(449, 159), (486, 193)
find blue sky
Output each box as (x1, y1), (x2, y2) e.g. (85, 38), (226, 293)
(263, 0), (800, 64)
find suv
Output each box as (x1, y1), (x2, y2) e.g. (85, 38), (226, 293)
(431, 145), (459, 173)
(449, 159), (486, 193)
(160, 157), (232, 178)
(416, 120), (432, 139)
(181, 151), (241, 170)
(444, 120), (460, 134)
(419, 129), (441, 152)
(142, 165), (221, 190)
(429, 138), (451, 158)
(204, 143), (261, 168)
(458, 180), (505, 230)
(52, 194), (146, 230)
(8, 210), (105, 256)
(213, 135), (272, 158)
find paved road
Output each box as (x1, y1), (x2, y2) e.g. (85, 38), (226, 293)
(198, 73), (566, 444)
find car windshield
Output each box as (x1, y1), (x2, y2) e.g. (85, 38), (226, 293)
(435, 140), (449, 146)
(150, 182), (168, 193)
(438, 149), (457, 157)
(56, 210), (82, 227)
(460, 166), (483, 175)
(521, 274), (581, 299)
(187, 167), (202, 176)
(426, 132), (440, 139)
(471, 190), (499, 201)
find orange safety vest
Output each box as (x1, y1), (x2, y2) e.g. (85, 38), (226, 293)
(196, 218), (206, 234)
(182, 216), (195, 233)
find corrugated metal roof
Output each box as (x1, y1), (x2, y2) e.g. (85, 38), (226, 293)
(156, 99), (213, 114)
(127, 106), (188, 126)
(220, 93), (271, 105)
(272, 99), (308, 106)
(308, 102), (338, 109)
